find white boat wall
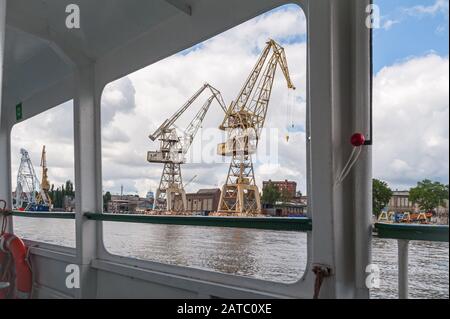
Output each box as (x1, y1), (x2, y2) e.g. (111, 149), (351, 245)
(0, 0), (372, 299)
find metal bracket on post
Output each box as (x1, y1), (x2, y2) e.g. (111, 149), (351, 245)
(312, 264), (333, 299)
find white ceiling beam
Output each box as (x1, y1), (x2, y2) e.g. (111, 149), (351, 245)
(6, 2), (92, 67)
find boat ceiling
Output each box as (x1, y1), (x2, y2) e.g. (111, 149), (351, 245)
(2, 0), (293, 124)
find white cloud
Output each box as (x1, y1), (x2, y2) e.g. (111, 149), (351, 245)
(101, 76), (136, 126)
(373, 54), (449, 189)
(436, 24), (447, 34)
(382, 19), (400, 30)
(11, 102), (75, 189)
(405, 0), (449, 17)
(377, 0), (449, 31)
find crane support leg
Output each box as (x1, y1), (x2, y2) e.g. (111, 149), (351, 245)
(154, 163), (186, 211)
(217, 154), (261, 215)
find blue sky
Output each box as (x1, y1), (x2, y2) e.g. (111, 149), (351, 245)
(371, 0), (449, 189)
(373, 0), (449, 72)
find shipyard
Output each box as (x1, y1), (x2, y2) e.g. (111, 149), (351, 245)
(11, 146), (447, 224)
(0, 0), (448, 304)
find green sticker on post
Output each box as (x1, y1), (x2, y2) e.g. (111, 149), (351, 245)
(16, 103), (23, 121)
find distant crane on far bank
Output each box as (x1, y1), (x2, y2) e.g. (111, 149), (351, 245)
(36, 145), (52, 209)
(15, 146), (52, 211)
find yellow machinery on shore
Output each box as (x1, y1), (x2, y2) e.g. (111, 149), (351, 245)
(378, 211), (431, 224)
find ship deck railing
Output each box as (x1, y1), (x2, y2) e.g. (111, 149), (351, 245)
(7, 210), (450, 299)
(373, 222), (449, 299)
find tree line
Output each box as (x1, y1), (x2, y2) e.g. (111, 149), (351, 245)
(261, 178), (449, 217)
(372, 178), (449, 217)
(48, 180), (75, 209)
(47, 182), (113, 211)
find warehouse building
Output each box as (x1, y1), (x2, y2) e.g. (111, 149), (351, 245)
(175, 188), (221, 214)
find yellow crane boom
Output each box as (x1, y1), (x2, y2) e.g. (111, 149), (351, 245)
(148, 84), (226, 212)
(36, 145), (52, 207)
(217, 39), (296, 215)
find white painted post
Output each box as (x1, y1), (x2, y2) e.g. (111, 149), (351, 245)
(73, 65), (102, 298)
(308, 0), (372, 298)
(0, 0), (5, 107)
(0, 0), (13, 234)
(0, 0), (6, 125)
(398, 239), (409, 299)
(0, 128), (12, 212)
(353, 0), (372, 299)
(308, 0), (337, 298)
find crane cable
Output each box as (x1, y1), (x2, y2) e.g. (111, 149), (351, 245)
(285, 90), (295, 142)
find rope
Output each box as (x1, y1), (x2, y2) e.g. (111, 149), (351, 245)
(0, 199), (10, 235)
(25, 244), (35, 298)
(0, 199), (12, 297)
(0, 199), (34, 298)
(1, 255), (12, 282)
(312, 265), (332, 299)
(334, 146), (362, 186)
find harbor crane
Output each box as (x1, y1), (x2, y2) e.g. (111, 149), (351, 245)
(15, 149), (40, 210)
(14, 147), (51, 211)
(148, 84), (227, 211)
(217, 39), (296, 215)
(35, 145), (52, 209)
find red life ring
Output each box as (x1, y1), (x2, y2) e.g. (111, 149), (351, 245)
(0, 233), (32, 299)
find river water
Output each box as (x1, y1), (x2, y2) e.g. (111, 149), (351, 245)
(13, 217), (449, 299)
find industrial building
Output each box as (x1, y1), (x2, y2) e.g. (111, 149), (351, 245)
(387, 190), (416, 212)
(263, 202), (307, 217)
(386, 190), (448, 224)
(106, 195), (153, 214)
(262, 179), (298, 199)
(174, 188), (221, 214)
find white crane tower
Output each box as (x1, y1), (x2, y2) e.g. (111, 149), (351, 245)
(148, 83), (226, 211)
(15, 148), (41, 210)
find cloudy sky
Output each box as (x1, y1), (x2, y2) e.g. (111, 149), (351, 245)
(11, 0), (449, 196)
